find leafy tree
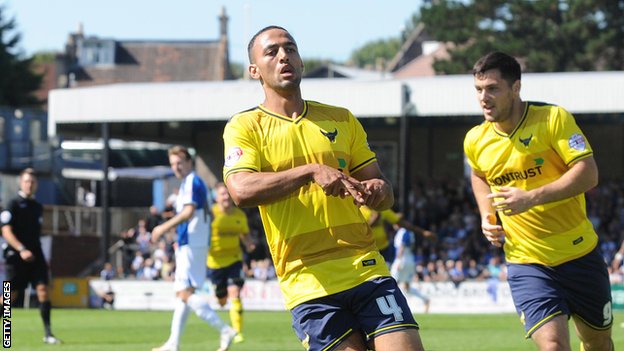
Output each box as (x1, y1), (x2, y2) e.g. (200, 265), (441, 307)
(349, 37), (402, 69)
(415, 0), (624, 73)
(0, 6), (42, 107)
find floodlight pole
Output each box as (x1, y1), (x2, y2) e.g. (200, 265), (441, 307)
(398, 85), (412, 215)
(101, 122), (111, 264)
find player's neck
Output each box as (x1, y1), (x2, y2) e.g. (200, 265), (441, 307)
(496, 99), (526, 134)
(262, 89), (304, 119)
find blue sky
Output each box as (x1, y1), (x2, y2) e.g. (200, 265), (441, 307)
(3, 0), (423, 65)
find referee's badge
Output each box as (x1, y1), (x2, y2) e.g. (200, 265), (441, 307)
(224, 147), (243, 167)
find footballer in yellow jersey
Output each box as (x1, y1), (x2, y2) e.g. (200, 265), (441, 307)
(224, 100), (390, 308)
(465, 52), (612, 350)
(224, 26), (423, 351)
(464, 101), (597, 266)
(206, 183), (254, 343)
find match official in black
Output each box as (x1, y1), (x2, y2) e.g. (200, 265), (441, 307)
(0, 168), (61, 344)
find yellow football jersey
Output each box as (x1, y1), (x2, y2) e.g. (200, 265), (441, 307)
(223, 100), (390, 309)
(207, 205), (249, 269)
(464, 102), (597, 266)
(359, 206), (401, 250)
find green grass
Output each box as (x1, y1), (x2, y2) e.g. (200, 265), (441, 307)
(9, 309), (624, 351)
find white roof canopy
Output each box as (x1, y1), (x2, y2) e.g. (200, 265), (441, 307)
(49, 71), (624, 136)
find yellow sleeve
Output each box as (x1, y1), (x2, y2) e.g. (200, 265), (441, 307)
(223, 114), (262, 182)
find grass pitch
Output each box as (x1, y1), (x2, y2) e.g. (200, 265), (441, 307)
(9, 309), (624, 350)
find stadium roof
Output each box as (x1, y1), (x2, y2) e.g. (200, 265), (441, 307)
(48, 71), (624, 136)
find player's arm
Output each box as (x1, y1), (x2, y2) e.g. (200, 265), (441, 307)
(240, 232), (256, 252)
(1, 224), (34, 262)
(471, 169), (505, 247)
(226, 164), (366, 208)
(398, 218), (436, 241)
(351, 162), (394, 211)
(489, 156), (598, 215)
(151, 204), (195, 243)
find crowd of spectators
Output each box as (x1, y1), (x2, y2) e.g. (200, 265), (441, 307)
(101, 177), (624, 287)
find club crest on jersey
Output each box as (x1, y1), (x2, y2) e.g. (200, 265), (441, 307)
(519, 134), (532, 147)
(568, 133), (586, 151)
(224, 147), (243, 167)
(320, 128), (338, 142)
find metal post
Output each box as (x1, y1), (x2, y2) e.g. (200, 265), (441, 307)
(101, 123), (111, 264)
(398, 85), (412, 214)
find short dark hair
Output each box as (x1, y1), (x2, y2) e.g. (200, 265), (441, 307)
(473, 52), (521, 86)
(247, 25), (292, 63)
(19, 167), (36, 179)
(168, 145), (192, 161)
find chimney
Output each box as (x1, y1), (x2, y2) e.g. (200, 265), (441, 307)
(219, 7), (228, 38)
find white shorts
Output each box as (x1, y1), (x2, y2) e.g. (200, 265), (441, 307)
(173, 245), (208, 292)
(390, 258), (415, 285)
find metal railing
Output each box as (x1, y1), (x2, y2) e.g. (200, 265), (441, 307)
(43, 205), (147, 237)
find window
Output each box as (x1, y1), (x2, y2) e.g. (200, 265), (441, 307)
(78, 39), (116, 66)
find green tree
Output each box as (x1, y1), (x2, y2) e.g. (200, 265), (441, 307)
(0, 6), (42, 107)
(416, 0), (624, 74)
(349, 37), (402, 69)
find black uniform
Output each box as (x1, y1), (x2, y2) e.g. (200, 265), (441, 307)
(1, 192), (49, 306)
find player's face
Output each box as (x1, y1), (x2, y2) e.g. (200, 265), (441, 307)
(169, 153), (192, 179)
(474, 69), (519, 124)
(216, 186), (232, 208)
(20, 173), (38, 197)
(249, 29), (303, 92)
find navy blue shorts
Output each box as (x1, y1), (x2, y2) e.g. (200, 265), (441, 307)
(507, 247), (613, 338)
(290, 276), (419, 351)
(206, 261), (244, 299)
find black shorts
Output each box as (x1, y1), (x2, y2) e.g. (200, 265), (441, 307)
(5, 255), (50, 291)
(207, 261), (244, 299)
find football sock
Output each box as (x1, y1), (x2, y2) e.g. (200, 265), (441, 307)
(168, 298), (190, 345)
(229, 298), (243, 333)
(39, 301), (52, 337)
(187, 294), (226, 330)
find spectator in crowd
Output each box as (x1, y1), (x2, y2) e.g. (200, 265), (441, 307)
(100, 262), (116, 281)
(146, 205), (163, 233)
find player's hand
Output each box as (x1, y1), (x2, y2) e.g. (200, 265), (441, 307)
(19, 249), (35, 262)
(312, 164), (369, 203)
(359, 179), (391, 209)
(423, 230), (437, 242)
(487, 187), (534, 215)
(150, 225), (165, 244)
(482, 213), (505, 247)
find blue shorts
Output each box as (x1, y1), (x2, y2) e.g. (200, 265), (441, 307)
(507, 247), (613, 338)
(290, 277), (419, 351)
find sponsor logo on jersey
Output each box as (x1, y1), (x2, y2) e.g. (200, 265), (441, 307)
(488, 158), (545, 186)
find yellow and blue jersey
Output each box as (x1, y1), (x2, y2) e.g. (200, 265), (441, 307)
(464, 102), (597, 266)
(223, 100), (390, 309)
